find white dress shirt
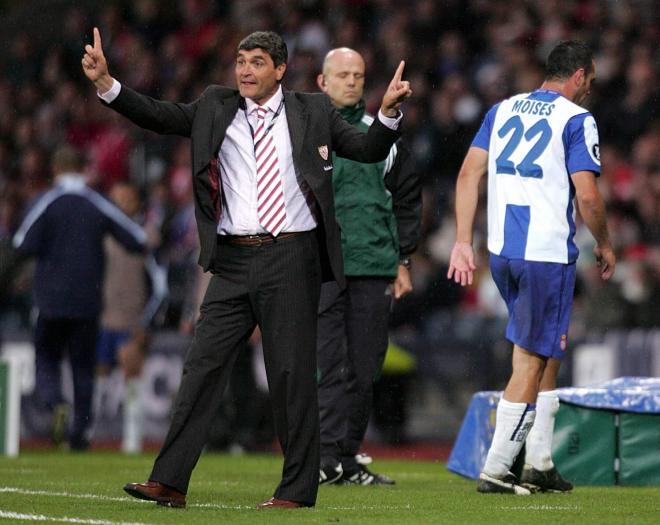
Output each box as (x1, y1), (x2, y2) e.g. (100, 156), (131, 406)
(99, 80), (401, 235)
(217, 86), (317, 235)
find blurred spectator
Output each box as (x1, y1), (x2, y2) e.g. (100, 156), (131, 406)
(95, 181), (167, 454)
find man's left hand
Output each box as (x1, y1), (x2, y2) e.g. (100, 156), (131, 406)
(392, 264), (413, 299)
(381, 61), (412, 117)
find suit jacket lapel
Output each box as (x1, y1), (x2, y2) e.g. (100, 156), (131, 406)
(284, 90), (308, 165)
(210, 93), (241, 157)
(208, 90), (307, 163)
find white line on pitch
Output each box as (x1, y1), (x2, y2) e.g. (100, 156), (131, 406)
(0, 487), (250, 510)
(0, 509), (154, 525)
(498, 505), (579, 510)
(0, 487), (129, 503)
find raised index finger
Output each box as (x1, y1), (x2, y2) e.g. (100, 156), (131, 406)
(392, 60), (405, 83)
(93, 27), (102, 51)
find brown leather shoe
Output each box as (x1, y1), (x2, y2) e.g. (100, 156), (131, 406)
(256, 497), (304, 509)
(123, 480), (186, 508)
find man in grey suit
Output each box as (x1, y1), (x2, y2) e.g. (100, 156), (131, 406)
(82, 29), (411, 509)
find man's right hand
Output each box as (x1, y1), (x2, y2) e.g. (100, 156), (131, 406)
(447, 241), (477, 287)
(81, 27), (114, 93)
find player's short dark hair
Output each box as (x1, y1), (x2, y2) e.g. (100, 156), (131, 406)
(545, 40), (594, 80)
(238, 31), (288, 68)
(51, 144), (83, 174)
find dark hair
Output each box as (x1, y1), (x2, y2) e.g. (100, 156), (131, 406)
(51, 144), (83, 173)
(545, 40), (594, 80)
(237, 31), (288, 67)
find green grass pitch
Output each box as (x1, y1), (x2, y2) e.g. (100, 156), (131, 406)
(1, 451), (659, 524)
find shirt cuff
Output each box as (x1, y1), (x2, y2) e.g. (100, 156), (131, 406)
(97, 79), (121, 103)
(377, 109), (402, 130)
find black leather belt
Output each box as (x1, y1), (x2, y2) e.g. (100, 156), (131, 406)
(217, 231), (307, 247)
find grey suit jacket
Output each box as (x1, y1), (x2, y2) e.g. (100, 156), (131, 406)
(105, 84), (400, 287)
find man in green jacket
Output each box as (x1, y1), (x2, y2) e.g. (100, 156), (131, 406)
(316, 48), (421, 485)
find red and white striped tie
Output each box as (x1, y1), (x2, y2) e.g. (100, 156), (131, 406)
(254, 106), (287, 236)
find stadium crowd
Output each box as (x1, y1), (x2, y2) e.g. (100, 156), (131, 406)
(0, 0), (658, 442)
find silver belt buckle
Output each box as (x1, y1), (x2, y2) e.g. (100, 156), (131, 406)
(248, 235), (263, 247)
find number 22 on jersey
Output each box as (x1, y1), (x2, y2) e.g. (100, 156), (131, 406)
(495, 116), (552, 179)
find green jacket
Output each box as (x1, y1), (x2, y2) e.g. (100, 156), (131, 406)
(333, 102), (403, 278)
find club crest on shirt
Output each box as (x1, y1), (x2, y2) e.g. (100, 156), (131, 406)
(318, 145), (328, 161)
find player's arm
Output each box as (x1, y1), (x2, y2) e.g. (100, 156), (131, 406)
(447, 146), (488, 286)
(571, 170), (615, 280)
(140, 255), (169, 329)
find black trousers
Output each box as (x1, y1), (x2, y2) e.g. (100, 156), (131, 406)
(150, 231), (322, 506)
(34, 316), (98, 444)
(316, 277), (391, 471)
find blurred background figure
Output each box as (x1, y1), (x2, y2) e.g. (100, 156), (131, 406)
(11, 145), (147, 450)
(95, 180), (167, 454)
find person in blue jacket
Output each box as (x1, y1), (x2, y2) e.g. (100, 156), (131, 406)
(13, 144), (147, 450)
